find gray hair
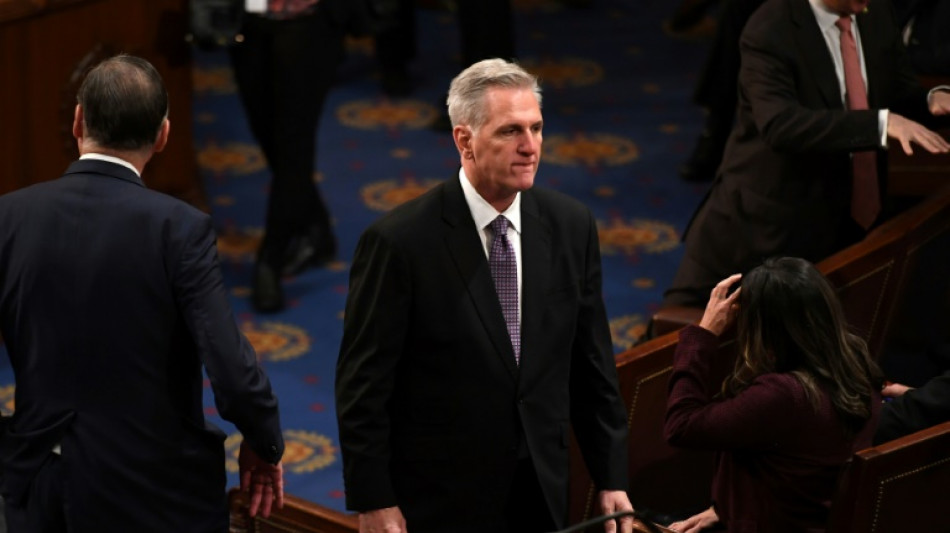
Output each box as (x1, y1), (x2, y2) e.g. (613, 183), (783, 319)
(446, 58), (542, 131)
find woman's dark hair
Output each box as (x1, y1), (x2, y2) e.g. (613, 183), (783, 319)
(77, 54), (168, 151)
(724, 257), (884, 436)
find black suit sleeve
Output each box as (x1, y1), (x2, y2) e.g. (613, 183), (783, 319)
(568, 208), (629, 491)
(874, 371), (950, 444)
(172, 214), (284, 463)
(336, 225), (411, 512)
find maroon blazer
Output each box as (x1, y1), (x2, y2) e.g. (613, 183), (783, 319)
(664, 326), (880, 533)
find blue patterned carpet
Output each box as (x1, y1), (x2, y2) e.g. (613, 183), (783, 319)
(0, 0), (715, 513)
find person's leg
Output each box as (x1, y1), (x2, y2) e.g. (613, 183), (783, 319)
(4, 454), (66, 533)
(374, 0), (417, 97)
(264, 9), (345, 277)
(456, 0), (515, 66)
(503, 458), (557, 533)
(229, 15), (277, 166)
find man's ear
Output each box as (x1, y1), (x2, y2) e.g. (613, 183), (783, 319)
(153, 118), (170, 153)
(453, 125), (473, 159)
(72, 104), (84, 144)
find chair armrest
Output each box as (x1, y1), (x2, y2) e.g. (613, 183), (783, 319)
(650, 306), (703, 337)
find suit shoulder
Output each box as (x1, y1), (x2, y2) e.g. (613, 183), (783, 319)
(743, 0), (793, 42)
(363, 181), (444, 237)
(528, 186), (591, 220)
(142, 188), (209, 223)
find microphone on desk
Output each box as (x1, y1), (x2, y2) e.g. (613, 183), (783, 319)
(549, 510), (665, 533)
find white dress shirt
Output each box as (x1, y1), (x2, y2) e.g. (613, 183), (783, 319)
(459, 168), (523, 327)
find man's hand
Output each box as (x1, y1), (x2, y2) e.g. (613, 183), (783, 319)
(887, 113), (950, 155)
(359, 506), (407, 533)
(668, 506), (719, 533)
(598, 490), (634, 533)
(882, 381), (913, 398)
(929, 90), (950, 116)
(238, 441), (284, 518)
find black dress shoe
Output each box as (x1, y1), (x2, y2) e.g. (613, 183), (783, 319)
(252, 261), (284, 313)
(281, 226), (337, 277)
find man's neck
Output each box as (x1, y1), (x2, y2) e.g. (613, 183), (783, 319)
(79, 144), (150, 175)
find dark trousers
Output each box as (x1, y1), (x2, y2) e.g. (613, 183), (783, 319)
(4, 454), (66, 533)
(229, 9), (345, 257)
(375, 0), (515, 73)
(504, 458), (557, 533)
(457, 0), (516, 66)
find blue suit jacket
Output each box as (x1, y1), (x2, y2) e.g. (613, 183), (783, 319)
(0, 159), (283, 531)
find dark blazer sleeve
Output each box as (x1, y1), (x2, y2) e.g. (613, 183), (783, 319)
(568, 207), (629, 491)
(874, 371), (950, 444)
(172, 213), (283, 463)
(335, 224), (411, 512)
(664, 325), (813, 450)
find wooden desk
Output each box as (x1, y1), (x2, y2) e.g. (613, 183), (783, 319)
(0, 0), (206, 209)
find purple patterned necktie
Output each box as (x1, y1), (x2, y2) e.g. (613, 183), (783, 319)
(489, 216), (520, 365)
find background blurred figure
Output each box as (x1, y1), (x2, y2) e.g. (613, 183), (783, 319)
(665, 257), (883, 532)
(374, 0), (418, 97)
(336, 58), (633, 533)
(230, 0), (366, 313)
(678, 0), (765, 183)
(371, 0), (516, 130)
(0, 54), (284, 532)
(663, 0), (950, 309)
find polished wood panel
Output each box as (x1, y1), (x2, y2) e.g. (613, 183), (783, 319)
(229, 488), (359, 533)
(828, 421), (950, 532)
(0, 0), (206, 209)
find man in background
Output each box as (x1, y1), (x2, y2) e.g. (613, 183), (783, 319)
(0, 54), (284, 532)
(336, 58), (633, 533)
(664, 0), (950, 309)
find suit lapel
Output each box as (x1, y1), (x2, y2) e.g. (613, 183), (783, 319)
(790, 0), (843, 109)
(855, 10), (880, 107)
(441, 177), (519, 380)
(518, 191), (551, 381)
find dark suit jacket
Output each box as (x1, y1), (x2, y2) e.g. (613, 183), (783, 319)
(666, 326), (880, 532)
(875, 370), (950, 444)
(895, 0), (950, 75)
(335, 176), (629, 531)
(667, 0), (933, 306)
(0, 160), (283, 532)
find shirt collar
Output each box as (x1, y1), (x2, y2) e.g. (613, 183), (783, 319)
(809, 0), (853, 32)
(80, 153), (141, 177)
(458, 168), (522, 235)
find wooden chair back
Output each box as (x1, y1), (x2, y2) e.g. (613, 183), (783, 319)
(827, 420), (950, 532)
(568, 331), (737, 524)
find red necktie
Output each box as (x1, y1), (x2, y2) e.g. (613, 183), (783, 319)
(836, 15), (880, 230)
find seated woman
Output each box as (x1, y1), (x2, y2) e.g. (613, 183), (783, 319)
(663, 257), (884, 533)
